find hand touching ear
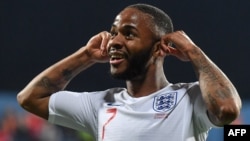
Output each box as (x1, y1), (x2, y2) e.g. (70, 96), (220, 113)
(85, 31), (111, 63)
(160, 30), (199, 62)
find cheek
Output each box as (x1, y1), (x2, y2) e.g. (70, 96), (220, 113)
(129, 48), (152, 67)
(126, 39), (155, 62)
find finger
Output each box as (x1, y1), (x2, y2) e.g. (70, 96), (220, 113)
(166, 46), (179, 56)
(160, 43), (187, 60)
(160, 36), (172, 47)
(100, 32), (110, 50)
(100, 32), (111, 56)
(160, 41), (175, 54)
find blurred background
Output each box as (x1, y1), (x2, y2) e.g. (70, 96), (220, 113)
(1, 0), (249, 140)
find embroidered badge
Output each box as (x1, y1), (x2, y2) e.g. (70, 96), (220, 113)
(153, 92), (177, 112)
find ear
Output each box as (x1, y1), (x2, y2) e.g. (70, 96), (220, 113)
(153, 41), (167, 57)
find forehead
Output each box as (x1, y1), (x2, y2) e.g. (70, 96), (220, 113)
(113, 8), (152, 29)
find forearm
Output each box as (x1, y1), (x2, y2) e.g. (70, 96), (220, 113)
(17, 47), (95, 118)
(189, 47), (242, 125)
(37, 48), (94, 91)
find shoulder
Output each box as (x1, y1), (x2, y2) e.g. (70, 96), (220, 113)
(50, 87), (126, 102)
(89, 87), (126, 102)
(170, 81), (200, 91)
(170, 82), (201, 101)
(66, 87), (127, 103)
(49, 87), (126, 112)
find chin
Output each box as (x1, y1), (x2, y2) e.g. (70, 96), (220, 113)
(111, 70), (140, 81)
(110, 66), (124, 76)
(109, 65), (139, 80)
(110, 69), (127, 80)
(110, 70), (124, 80)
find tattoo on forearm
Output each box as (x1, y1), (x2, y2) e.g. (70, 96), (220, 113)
(37, 77), (60, 91)
(198, 57), (218, 81)
(198, 57), (232, 99)
(62, 69), (73, 81)
(40, 77), (50, 88)
(35, 69), (73, 92)
(215, 86), (231, 100)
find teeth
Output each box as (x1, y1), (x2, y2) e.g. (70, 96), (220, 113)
(111, 54), (123, 59)
(108, 48), (125, 60)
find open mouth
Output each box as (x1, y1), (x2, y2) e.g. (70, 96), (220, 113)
(110, 54), (124, 60)
(109, 52), (126, 65)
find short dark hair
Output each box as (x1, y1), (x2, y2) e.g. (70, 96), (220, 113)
(127, 3), (174, 36)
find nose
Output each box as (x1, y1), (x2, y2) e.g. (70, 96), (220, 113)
(107, 33), (124, 51)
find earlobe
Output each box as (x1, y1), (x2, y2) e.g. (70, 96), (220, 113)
(152, 42), (160, 57)
(153, 42), (167, 57)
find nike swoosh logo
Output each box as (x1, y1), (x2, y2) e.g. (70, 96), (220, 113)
(106, 103), (124, 106)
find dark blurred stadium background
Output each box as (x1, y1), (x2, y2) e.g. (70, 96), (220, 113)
(1, 0), (250, 141)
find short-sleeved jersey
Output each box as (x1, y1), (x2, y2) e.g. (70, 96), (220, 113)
(48, 82), (218, 141)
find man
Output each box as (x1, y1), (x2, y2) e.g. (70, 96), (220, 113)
(17, 3), (242, 141)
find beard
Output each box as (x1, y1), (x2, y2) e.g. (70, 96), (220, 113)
(110, 47), (153, 81)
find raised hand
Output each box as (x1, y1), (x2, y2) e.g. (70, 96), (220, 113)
(84, 31), (111, 63)
(160, 30), (199, 62)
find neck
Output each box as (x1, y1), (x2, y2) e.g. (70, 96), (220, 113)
(126, 66), (169, 97)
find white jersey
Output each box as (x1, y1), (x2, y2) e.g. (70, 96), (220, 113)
(48, 82), (218, 141)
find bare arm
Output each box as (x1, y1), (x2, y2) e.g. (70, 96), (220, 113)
(161, 31), (242, 126)
(17, 31), (111, 120)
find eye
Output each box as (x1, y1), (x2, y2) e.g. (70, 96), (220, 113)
(110, 31), (117, 38)
(125, 32), (135, 39)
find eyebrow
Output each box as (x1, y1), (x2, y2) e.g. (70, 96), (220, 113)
(111, 24), (138, 32)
